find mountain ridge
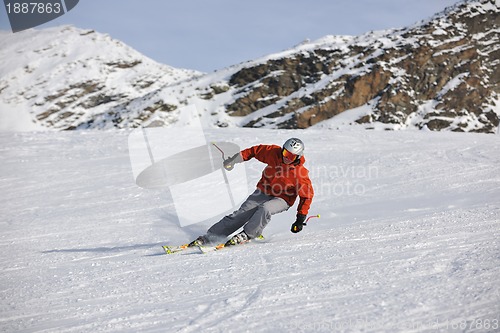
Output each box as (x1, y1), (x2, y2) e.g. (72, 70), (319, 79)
(1, 0), (498, 133)
(0, 25), (202, 131)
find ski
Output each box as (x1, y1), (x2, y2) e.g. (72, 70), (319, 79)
(162, 244), (191, 254)
(164, 235), (266, 254)
(163, 243), (227, 254)
(197, 235), (264, 254)
(198, 241), (252, 253)
(197, 243), (228, 254)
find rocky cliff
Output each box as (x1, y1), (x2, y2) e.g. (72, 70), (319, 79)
(217, 0), (499, 133)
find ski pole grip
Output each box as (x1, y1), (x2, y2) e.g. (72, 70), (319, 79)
(304, 214), (320, 225)
(212, 142), (226, 160)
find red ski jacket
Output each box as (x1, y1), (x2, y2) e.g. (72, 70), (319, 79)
(240, 144), (314, 216)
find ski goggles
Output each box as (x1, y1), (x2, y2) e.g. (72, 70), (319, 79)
(282, 148), (299, 162)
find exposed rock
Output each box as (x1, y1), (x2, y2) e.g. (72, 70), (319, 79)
(217, 0), (499, 133)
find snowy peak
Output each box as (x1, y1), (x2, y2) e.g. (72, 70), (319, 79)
(1, 0), (499, 133)
(0, 26), (201, 131)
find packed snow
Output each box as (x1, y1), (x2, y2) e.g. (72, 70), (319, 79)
(1, 128), (499, 332)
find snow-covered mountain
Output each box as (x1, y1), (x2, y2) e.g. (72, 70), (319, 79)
(1, 0), (499, 133)
(74, 0), (499, 133)
(0, 26), (201, 131)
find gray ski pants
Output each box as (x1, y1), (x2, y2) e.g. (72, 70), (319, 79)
(207, 189), (290, 239)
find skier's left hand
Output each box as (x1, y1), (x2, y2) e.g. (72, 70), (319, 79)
(291, 214), (306, 233)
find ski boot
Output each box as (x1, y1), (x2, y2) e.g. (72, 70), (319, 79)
(188, 235), (209, 247)
(225, 231), (250, 246)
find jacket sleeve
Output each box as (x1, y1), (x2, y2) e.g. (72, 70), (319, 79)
(297, 171), (314, 216)
(240, 145), (277, 164)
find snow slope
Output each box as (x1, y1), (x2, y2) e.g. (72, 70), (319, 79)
(1, 129), (499, 332)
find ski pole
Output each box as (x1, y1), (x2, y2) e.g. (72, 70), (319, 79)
(211, 142), (236, 207)
(304, 214), (320, 225)
(212, 142), (226, 160)
(213, 142), (236, 171)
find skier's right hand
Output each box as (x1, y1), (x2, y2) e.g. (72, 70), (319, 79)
(223, 153), (242, 171)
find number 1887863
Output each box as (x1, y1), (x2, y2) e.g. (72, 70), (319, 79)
(6, 2), (62, 14)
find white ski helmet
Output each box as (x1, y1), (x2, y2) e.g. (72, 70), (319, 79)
(282, 138), (305, 161)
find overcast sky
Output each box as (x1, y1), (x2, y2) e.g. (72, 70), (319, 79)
(1, 0), (460, 72)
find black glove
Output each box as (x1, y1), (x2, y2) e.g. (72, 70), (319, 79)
(291, 214), (306, 233)
(223, 153), (241, 171)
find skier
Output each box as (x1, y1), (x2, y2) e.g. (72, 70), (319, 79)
(189, 138), (314, 247)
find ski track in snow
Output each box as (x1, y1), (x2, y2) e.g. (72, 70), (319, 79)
(0, 129), (499, 333)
